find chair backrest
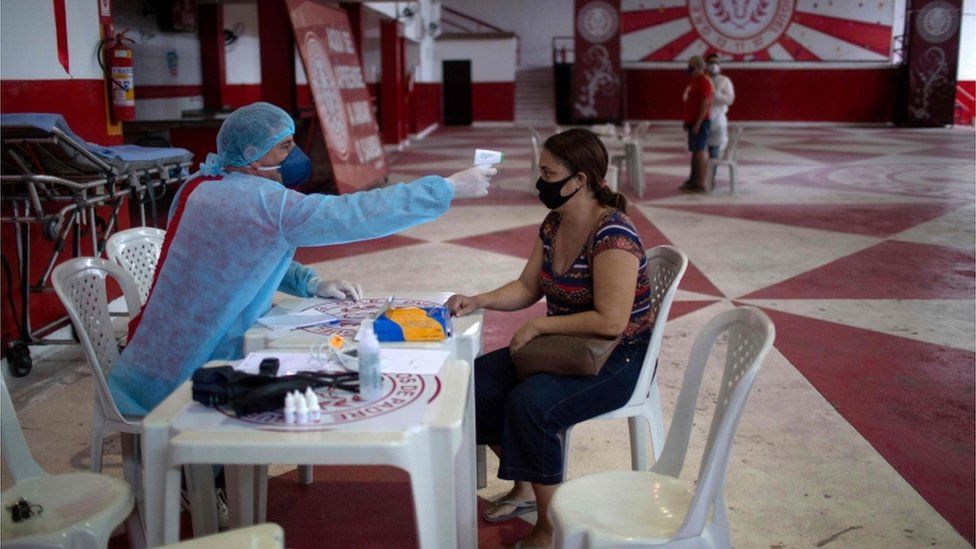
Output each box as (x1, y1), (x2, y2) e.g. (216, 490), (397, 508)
(52, 257), (142, 424)
(104, 227), (166, 303)
(651, 307), (775, 540)
(624, 245), (688, 408)
(723, 126), (744, 162)
(1, 375), (45, 483)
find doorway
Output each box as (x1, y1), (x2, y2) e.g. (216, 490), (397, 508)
(443, 60), (472, 125)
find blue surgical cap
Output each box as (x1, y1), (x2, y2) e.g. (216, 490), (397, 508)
(200, 102), (295, 176)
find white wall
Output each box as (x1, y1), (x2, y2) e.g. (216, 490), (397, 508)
(441, 0), (571, 67)
(433, 37), (517, 81)
(959, 0), (975, 80)
(112, 0), (203, 119)
(224, 3), (261, 85)
(1, 0), (102, 80)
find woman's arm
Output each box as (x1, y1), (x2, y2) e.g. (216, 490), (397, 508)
(447, 238), (545, 316)
(510, 248), (639, 351)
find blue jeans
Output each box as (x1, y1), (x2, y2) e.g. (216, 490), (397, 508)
(475, 336), (649, 485)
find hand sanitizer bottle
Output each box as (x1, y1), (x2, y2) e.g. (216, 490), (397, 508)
(358, 319), (383, 401)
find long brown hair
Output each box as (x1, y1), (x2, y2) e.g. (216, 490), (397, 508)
(543, 128), (628, 212)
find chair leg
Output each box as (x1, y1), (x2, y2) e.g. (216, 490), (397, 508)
(729, 164), (737, 193)
(476, 444), (487, 489)
(254, 465), (268, 523)
(298, 464), (314, 485)
(646, 383), (666, 462)
(120, 432), (143, 503)
(627, 416), (648, 471)
(561, 427), (573, 478)
(124, 505), (147, 549)
(90, 408), (106, 473)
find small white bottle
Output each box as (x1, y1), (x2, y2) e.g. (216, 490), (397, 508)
(284, 392), (297, 424)
(358, 319), (383, 401)
(305, 387), (320, 421)
(296, 392), (309, 424)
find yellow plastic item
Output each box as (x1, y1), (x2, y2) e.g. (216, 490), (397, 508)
(383, 307), (446, 341)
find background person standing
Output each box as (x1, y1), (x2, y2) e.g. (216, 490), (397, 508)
(680, 55), (714, 193)
(706, 53), (736, 160)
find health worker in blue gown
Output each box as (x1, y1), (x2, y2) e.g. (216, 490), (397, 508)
(107, 101), (495, 415)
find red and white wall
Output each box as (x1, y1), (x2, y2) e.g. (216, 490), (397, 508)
(0, 0), (118, 143)
(620, 0), (907, 122)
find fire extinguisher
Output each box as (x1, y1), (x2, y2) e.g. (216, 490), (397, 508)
(98, 31), (136, 122)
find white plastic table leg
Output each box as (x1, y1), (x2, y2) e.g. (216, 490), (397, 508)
(409, 429), (459, 548)
(226, 465), (257, 529)
(185, 464), (218, 537)
(456, 368), (478, 547)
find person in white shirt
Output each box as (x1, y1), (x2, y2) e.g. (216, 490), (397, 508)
(705, 53), (735, 159)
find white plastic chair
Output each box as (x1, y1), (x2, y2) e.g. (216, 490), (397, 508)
(550, 307), (775, 548)
(104, 227), (165, 303)
(159, 523), (284, 548)
(706, 126), (743, 193)
(1, 374), (140, 549)
(52, 258), (144, 481)
(562, 245), (688, 473)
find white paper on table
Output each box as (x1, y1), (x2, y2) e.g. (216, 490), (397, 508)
(235, 351), (345, 375)
(379, 348), (450, 375)
(256, 310), (338, 330)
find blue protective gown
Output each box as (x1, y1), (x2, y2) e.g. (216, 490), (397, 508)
(107, 172), (454, 415)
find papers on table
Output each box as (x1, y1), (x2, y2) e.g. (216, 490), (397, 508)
(256, 310), (338, 330)
(235, 348), (451, 377)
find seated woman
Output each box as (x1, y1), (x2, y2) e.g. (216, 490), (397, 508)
(447, 128), (653, 548)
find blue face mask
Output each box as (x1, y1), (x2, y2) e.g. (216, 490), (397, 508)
(259, 146), (312, 187)
(277, 146), (312, 187)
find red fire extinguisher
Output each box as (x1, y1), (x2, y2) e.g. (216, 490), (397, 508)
(99, 31), (136, 122)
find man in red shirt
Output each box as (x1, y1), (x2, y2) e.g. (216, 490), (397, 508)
(680, 55), (714, 192)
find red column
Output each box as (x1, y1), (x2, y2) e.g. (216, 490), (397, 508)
(198, 3), (225, 111)
(380, 19), (405, 145)
(258, 0), (296, 112)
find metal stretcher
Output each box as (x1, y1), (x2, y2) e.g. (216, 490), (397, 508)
(1, 113), (192, 376)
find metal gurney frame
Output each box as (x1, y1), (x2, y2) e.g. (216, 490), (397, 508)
(1, 113), (192, 376)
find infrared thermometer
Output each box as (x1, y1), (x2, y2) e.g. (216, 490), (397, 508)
(474, 149), (504, 166)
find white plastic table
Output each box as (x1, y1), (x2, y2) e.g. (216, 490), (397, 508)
(141, 359), (476, 548)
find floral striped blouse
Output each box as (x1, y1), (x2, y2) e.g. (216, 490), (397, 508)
(538, 209), (653, 343)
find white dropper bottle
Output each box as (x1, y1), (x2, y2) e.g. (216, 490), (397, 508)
(358, 319), (383, 401)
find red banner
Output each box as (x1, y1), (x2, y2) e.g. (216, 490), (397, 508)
(286, 0), (387, 193)
(573, 0), (622, 123)
(904, 0), (962, 126)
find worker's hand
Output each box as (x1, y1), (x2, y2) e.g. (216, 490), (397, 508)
(682, 86), (690, 102)
(446, 165), (495, 199)
(692, 122), (702, 135)
(446, 294), (481, 317)
(315, 279), (363, 301)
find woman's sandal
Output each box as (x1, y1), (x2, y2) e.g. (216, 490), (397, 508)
(482, 498), (537, 523)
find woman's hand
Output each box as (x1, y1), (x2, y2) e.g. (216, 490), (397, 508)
(446, 294), (481, 317)
(510, 319), (541, 353)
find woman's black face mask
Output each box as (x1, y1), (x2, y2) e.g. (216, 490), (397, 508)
(535, 173), (581, 210)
